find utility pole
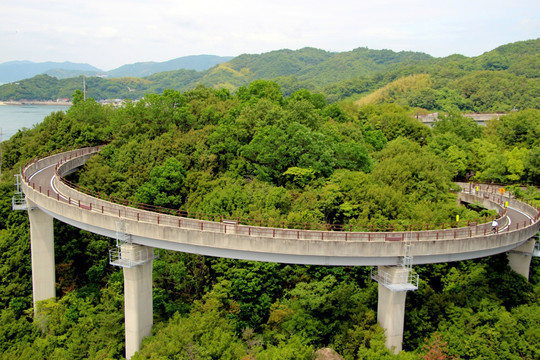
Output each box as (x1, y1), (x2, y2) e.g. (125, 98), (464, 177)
(83, 75), (86, 101)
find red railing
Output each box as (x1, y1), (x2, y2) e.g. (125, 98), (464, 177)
(21, 147), (540, 243)
(54, 176), (507, 233)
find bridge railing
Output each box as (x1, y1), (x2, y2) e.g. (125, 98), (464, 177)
(22, 148), (540, 243)
(50, 182), (521, 243)
(22, 147), (103, 184)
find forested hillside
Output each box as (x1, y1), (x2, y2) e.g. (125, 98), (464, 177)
(1, 38), (538, 113)
(0, 79), (539, 359)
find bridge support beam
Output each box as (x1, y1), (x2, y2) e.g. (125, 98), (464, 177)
(507, 239), (535, 280)
(377, 266), (409, 354)
(27, 200), (55, 314)
(122, 244), (154, 360)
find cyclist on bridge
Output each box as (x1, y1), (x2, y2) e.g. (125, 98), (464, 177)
(491, 219), (499, 233)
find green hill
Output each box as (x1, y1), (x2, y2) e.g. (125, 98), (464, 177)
(0, 39), (538, 113)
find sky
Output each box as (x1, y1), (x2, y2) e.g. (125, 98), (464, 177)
(1, 0), (539, 71)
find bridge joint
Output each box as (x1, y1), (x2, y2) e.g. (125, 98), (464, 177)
(371, 234), (419, 291)
(109, 220), (158, 268)
(109, 244), (157, 268)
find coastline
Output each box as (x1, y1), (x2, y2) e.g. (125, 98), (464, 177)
(0, 100), (72, 106)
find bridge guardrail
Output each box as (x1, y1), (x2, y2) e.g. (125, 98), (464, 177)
(49, 178), (518, 242)
(22, 148), (540, 244)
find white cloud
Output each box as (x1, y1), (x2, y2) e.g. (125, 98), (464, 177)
(0, 0), (538, 70)
(96, 26), (120, 39)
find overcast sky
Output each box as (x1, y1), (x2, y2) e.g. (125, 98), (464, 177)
(1, 0), (538, 71)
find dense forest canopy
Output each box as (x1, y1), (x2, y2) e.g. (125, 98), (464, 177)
(0, 41), (539, 360)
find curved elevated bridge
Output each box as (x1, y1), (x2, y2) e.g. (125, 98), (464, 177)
(16, 147), (540, 358)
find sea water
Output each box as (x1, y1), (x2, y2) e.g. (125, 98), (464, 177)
(0, 104), (70, 141)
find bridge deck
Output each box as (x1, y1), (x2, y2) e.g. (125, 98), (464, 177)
(20, 148), (540, 266)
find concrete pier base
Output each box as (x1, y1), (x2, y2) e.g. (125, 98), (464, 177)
(27, 200), (55, 314)
(377, 266), (410, 354)
(507, 239), (535, 280)
(122, 244), (154, 360)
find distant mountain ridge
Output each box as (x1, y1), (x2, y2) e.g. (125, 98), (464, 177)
(0, 61), (102, 83)
(107, 55), (234, 78)
(0, 55), (234, 83)
(0, 38), (538, 113)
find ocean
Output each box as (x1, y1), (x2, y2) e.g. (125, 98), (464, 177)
(0, 104), (70, 141)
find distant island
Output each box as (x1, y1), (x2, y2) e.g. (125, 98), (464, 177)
(0, 100), (72, 106)
(0, 55), (234, 83)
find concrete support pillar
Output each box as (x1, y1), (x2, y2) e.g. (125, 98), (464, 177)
(507, 238), (535, 280)
(27, 200), (55, 313)
(122, 244), (154, 360)
(377, 266), (409, 354)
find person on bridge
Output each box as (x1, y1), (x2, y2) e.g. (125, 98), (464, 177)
(491, 219), (499, 233)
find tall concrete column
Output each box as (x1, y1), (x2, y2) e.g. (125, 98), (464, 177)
(27, 200), (55, 313)
(377, 266), (410, 354)
(507, 238), (535, 280)
(122, 244), (154, 360)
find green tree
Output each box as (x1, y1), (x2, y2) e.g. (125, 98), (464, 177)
(283, 167), (316, 188)
(432, 113), (482, 142)
(72, 89), (85, 105)
(524, 145), (540, 184)
(237, 80), (284, 104)
(495, 109), (540, 148)
(505, 147), (529, 182)
(289, 89), (327, 109)
(133, 298), (246, 359)
(256, 335), (313, 360)
(136, 157), (187, 209)
(372, 137), (453, 202)
(359, 103), (432, 144)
